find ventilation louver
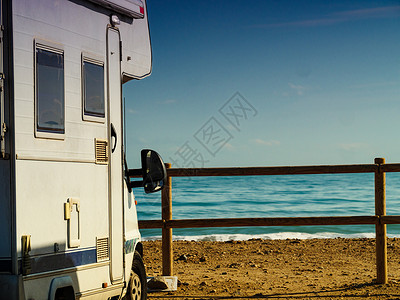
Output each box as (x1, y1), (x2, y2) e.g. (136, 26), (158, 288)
(96, 237), (109, 262)
(95, 139), (108, 164)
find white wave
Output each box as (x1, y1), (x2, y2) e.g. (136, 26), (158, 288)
(141, 231), (396, 242)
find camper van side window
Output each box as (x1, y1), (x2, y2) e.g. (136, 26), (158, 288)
(83, 60), (105, 118)
(36, 48), (65, 133)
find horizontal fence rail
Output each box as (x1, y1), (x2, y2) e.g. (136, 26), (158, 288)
(166, 164), (379, 176)
(130, 163), (400, 179)
(139, 216), (380, 229)
(136, 158), (400, 285)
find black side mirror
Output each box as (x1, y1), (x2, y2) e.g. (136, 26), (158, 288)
(129, 149), (167, 193)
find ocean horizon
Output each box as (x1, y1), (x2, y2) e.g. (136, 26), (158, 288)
(136, 173), (400, 241)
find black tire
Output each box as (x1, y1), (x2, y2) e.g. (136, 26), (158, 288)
(127, 251), (147, 300)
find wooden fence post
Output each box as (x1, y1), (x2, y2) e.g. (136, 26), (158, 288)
(375, 157), (387, 284)
(161, 163), (173, 276)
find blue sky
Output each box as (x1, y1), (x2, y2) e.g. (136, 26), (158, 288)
(124, 0), (400, 168)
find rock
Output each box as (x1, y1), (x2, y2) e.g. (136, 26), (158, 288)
(249, 238), (262, 242)
(228, 263), (240, 268)
(176, 254), (188, 262)
(147, 276), (169, 290)
(199, 256), (207, 262)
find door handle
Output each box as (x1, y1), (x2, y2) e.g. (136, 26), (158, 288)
(64, 198), (81, 248)
(111, 123), (117, 153)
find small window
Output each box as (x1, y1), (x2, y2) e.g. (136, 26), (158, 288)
(36, 47), (65, 134)
(83, 60), (105, 118)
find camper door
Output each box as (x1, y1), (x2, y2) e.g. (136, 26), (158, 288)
(107, 27), (124, 283)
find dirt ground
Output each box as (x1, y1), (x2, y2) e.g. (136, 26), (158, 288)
(142, 238), (400, 299)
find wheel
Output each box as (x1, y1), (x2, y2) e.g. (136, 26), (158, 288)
(126, 251), (147, 300)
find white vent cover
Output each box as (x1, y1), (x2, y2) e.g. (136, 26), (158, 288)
(95, 139), (109, 164)
(96, 237), (110, 262)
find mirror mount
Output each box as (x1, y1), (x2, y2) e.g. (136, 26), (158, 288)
(128, 149), (167, 194)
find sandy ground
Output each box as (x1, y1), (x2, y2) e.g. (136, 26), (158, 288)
(143, 238), (400, 299)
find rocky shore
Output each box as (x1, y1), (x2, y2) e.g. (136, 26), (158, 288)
(143, 238), (400, 299)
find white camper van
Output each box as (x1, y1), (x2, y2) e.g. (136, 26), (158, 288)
(0, 0), (166, 299)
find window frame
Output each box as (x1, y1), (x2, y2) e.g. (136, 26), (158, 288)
(34, 40), (65, 140)
(82, 54), (106, 123)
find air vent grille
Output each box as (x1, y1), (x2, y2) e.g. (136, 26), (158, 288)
(96, 237), (109, 262)
(95, 139), (108, 164)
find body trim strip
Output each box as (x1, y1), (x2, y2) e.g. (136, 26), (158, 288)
(20, 248), (99, 276)
(23, 261), (109, 281)
(16, 155), (96, 164)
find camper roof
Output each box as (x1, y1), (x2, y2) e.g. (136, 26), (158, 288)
(87, 0), (145, 18)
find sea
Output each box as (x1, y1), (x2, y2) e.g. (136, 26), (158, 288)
(135, 173), (400, 241)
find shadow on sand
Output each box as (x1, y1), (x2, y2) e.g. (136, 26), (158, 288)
(148, 282), (400, 299)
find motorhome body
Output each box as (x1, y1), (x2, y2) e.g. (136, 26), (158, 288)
(0, 0), (156, 299)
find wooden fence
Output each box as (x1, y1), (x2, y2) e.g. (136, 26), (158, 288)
(136, 158), (400, 284)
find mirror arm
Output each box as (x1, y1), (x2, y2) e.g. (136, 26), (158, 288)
(127, 168), (142, 177)
(130, 180), (144, 188)
(127, 168), (144, 189)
